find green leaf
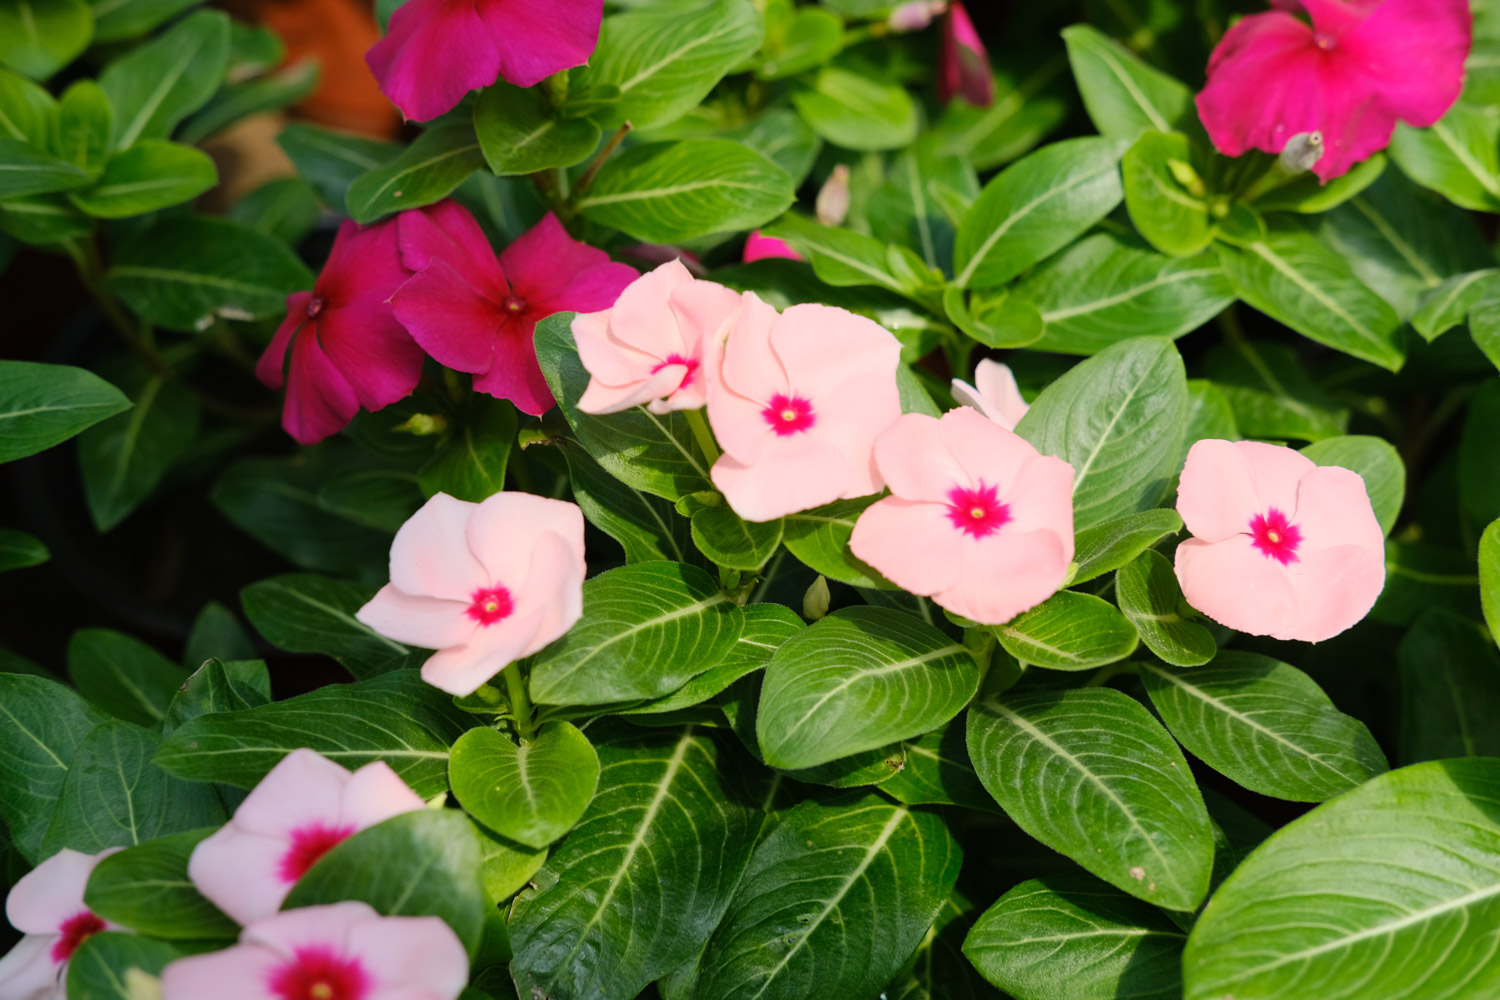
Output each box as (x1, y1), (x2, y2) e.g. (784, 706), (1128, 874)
(184, 601), (261, 668)
(41, 719), (225, 855)
(954, 136), (1125, 290)
(162, 657), (270, 734)
(1123, 133), (1213, 262)
(867, 148), (977, 272)
(1482, 518), (1500, 641)
(229, 175), (320, 247)
(509, 725), (760, 1000)
(1462, 380), (1500, 525)
(1389, 101), (1500, 213)
(1116, 550), (1214, 667)
(1468, 280), (1500, 372)
(85, 827), (238, 940)
(68, 628), (189, 726)
(968, 688), (1214, 910)
(762, 211), (915, 297)
(175, 58), (320, 146)
(991, 590), (1139, 671)
(241, 573), (417, 680)
(756, 606), (977, 770)
(419, 396), (517, 502)
(792, 65), (918, 152)
(154, 670), (471, 798)
(757, 5), (841, 80)
(719, 107), (821, 186)
(966, 872), (1185, 1000)
(286, 809), (486, 952)
(69, 139), (217, 218)
(1071, 508), (1183, 585)
(449, 722), (600, 849)
(1415, 268), (1500, 342)
(51, 80), (112, 176)
(0, 672), (107, 862)
(99, 10), (229, 148)
(1216, 225), (1404, 371)
(0, 360), (131, 463)
(347, 120), (483, 222)
(1300, 435), (1405, 535)
(77, 367), (199, 532)
(1061, 24), (1194, 142)
(0, 136), (90, 199)
(529, 561), (743, 706)
(1142, 654), (1388, 802)
(473, 82), (599, 177)
(1396, 609), (1500, 763)
(89, 0), (202, 43)
(67, 933), (183, 1000)
(577, 139), (795, 244)
(886, 893), (999, 1000)
(561, 440), (696, 566)
(1182, 758), (1500, 1000)
(0, 0), (92, 79)
(694, 794), (962, 1000)
(1016, 336), (1189, 531)
(783, 495), (891, 589)
(0, 65), (57, 143)
(690, 505), (782, 571)
(580, 0), (763, 131)
(0, 190), (91, 244)
(1202, 339), (1348, 442)
(0, 527), (48, 571)
(105, 215), (313, 331)
(477, 826), (546, 904)
(1021, 233), (1233, 355)
(1372, 540), (1481, 627)
(877, 717), (994, 811)
(277, 121), (399, 211)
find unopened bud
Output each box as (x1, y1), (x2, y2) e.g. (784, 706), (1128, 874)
(1279, 131), (1324, 173)
(802, 575), (831, 621)
(887, 0), (947, 33)
(124, 970), (163, 1000)
(816, 165), (851, 227)
(392, 413), (448, 436)
(1166, 158), (1206, 197)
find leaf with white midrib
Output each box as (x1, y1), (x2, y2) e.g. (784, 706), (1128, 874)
(0, 673), (108, 863)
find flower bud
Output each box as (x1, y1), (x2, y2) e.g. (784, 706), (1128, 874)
(938, 1), (994, 107)
(802, 575), (831, 621)
(816, 165), (851, 226)
(392, 413), (448, 436)
(1279, 131), (1324, 173)
(1166, 157), (1207, 197)
(887, 0), (947, 33)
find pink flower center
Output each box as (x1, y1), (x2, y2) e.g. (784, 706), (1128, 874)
(650, 353), (700, 390)
(278, 823), (356, 883)
(466, 585), (514, 627)
(762, 393), (815, 436)
(1249, 507), (1303, 565)
(305, 296), (326, 319)
(51, 911), (105, 963)
(945, 482), (1011, 539)
(503, 295), (528, 315)
(1314, 31), (1337, 50)
(269, 946), (370, 1000)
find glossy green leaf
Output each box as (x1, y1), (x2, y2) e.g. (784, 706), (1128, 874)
(943, 286), (1044, 349)
(0, 672), (107, 862)
(161, 657), (270, 735)
(68, 628), (188, 726)
(175, 58), (319, 146)
(99, 10), (229, 148)
(1116, 550), (1214, 667)
(1468, 280), (1500, 372)
(182, 602), (259, 671)
(0, 360), (131, 463)
(867, 149), (977, 272)
(277, 121), (399, 211)
(450, 722), (600, 849)
(560, 440), (696, 566)
(0, 0), (91, 79)
(0, 528), (47, 571)
(757, 6), (841, 80)
(85, 827), (238, 940)
(77, 367), (199, 532)
(66, 933), (183, 1000)
(347, 120), (484, 222)
(1389, 101), (1500, 213)
(792, 65), (918, 152)
(69, 139), (217, 218)
(229, 175), (321, 247)
(51, 80), (111, 176)
(1482, 518), (1500, 641)
(473, 83), (599, 177)
(1414, 268), (1500, 343)
(0, 191), (92, 244)
(1061, 24), (1194, 142)
(783, 496), (894, 589)
(0, 137), (90, 199)
(762, 211), (914, 297)
(1202, 339), (1347, 442)
(1070, 508), (1183, 585)
(886, 893), (999, 1000)
(419, 396), (517, 503)
(1396, 609), (1500, 763)
(690, 505), (782, 571)
(878, 717), (994, 811)
(0, 66), (56, 143)
(719, 108), (821, 186)
(89, 0), (201, 42)
(241, 573), (417, 680)
(991, 590), (1139, 671)
(477, 826), (545, 904)
(1122, 130), (1213, 258)
(930, 58), (1070, 171)
(1300, 434), (1405, 535)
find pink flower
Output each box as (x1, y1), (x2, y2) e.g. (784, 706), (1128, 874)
(950, 359), (1029, 432)
(938, 2), (994, 107)
(257, 219), (424, 446)
(366, 0), (603, 122)
(188, 749), (425, 927)
(0, 848), (122, 1000)
(888, 1), (948, 34)
(742, 231), (803, 264)
(574, 261), (744, 415)
(356, 491), (586, 696)
(1174, 439), (1386, 642)
(392, 203), (635, 416)
(160, 901), (468, 1000)
(850, 408), (1075, 625)
(1195, 0), (1471, 182)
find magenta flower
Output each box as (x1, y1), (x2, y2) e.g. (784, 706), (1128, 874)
(705, 294), (903, 522)
(366, 0), (603, 122)
(950, 359), (1029, 432)
(188, 749), (425, 927)
(356, 491), (586, 696)
(160, 901), (468, 1000)
(742, 231), (804, 264)
(257, 219), (424, 446)
(0, 848), (121, 1000)
(1174, 439), (1386, 642)
(574, 261), (743, 415)
(1195, 0), (1471, 182)
(850, 408), (1075, 625)
(938, 2), (994, 107)
(392, 202), (635, 416)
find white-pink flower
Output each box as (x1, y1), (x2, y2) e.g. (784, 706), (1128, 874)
(188, 749), (425, 927)
(1174, 439), (1385, 642)
(356, 491), (586, 696)
(706, 293), (903, 522)
(950, 359), (1029, 431)
(0, 848), (121, 1000)
(850, 407), (1075, 624)
(160, 901), (468, 1000)
(574, 260), (744, 415)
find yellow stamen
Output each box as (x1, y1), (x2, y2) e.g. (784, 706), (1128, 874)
(781, 409), (797, 422)
(970, 507), (985, 519)
(311, 985), (333, 1000)
(1267, 530), (1280, 544)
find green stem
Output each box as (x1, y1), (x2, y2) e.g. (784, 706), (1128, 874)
(684, 407), (721, 464)
(502, 665), (537, 743)
(569, 122), (632, 208)
(64, 237), (171, 376)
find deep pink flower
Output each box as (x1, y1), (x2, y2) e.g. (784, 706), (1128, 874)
(706, 293), (903, 522)
(1174, 439), (1386, 642)
(850, 408), (1075, 625)
(950, 359), (1029, 432)
(160, 901), (468, 1000)
(742, 231), (803, 264)
(366, 0), (603, 122)
(392, 202), (635, 416)
(356, 491), (586, 696)
(1196, 0), (1471, 181)
(257, 219), (424, 446)
(0, 848), (122, 1000)
(938, 2), (993, 107)
(574, 261), (744, 415)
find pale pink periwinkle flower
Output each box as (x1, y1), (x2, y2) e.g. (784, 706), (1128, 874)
(850, 408), (1075, 625)
(160, 901), (467, 1000)
(888, 0), (948, 34)
(189, 750), (425, 927)
(1174, 439), (1386, 642)
(742, 232), (803, 264)
(950, 359), (1029, 432)
(815, 165), (851, 227)
(706, 293), (903, 522)
(0, 848), (122, 1000)
(574, 260), (743, 415)
(356, 492), (586, 696)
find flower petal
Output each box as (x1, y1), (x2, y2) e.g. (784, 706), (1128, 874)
(281, 318), (361, 445)
(388, 493), (489, 602)
(479, 0), (604, 89)
(256, 293), (313, 391)
(1176, 438), (1265, 543)
(397, 201), (501, 282)
(228, 749), (354, 836)
(500, 213), (632, 316)
(242, 901), (378, 957)
(187, 827), (297, 927)
(940, 528), (1070, 625)
(1175, 535), (1299, 638)
(1281, 543), (1386, 642)
(5, 850), (98, 934)
(465, 492), (586, 594)
(873, 413), (969, 504)
(712, 437), (852, 522)
(390, 256), (502, 376)
(419, 610), (547, 696)
(849, 497), (964, 596)
(348, 916), (469, 998)
(160, 942), (283, 1000)
(339, 762), (427, 829)
(938, 405), (1052, 502)
(715, 292), (788, 405)
(0, 933), (60, 1000)
(472, 316), (554, 415)
(1292, 465), (1385, 555)
(366, 0), (502, 122)
(769, 303), (901, 400)
(513, 531), (587, 654)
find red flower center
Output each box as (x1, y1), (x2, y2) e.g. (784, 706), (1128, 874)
(761, 393), (815, 436)
(650, 353), (700, 389)
(51, 911), (105, 963)
(1249, 507), (1302, 565)
(278, 823), (356, 883)
(269, 946), (370, 1000)
(466, 585), (514, 627)
(305, 296), (326, 319)
(502, 295), (528, 315)
(945, 482), (1011, 539)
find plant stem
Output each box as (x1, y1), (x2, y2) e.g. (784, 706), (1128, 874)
(570, 123), (633, 207)
(502, 665), (537, 743)
(63, 237), (172, 376)
(684, 407), (721, 464)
